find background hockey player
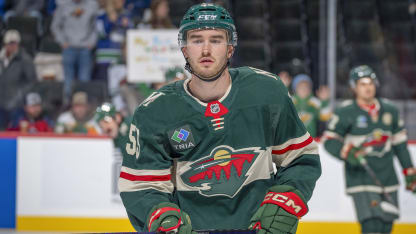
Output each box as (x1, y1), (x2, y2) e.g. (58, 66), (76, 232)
(322, 65), (416, 234)
(119, 3), (321, 233)
(95, 102), (131, 201)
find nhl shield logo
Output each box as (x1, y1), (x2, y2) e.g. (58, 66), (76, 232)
(179, 145), (263, 197)
(210, 103), (220, 114)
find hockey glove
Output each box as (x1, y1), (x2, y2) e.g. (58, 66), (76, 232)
(249, 185), (308, 234)
(146, 202), (196, 234)
(403, 168), (416, 194)
(341, 143), (366, 166)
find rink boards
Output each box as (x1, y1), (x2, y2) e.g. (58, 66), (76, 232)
(0, 134), (415, 233)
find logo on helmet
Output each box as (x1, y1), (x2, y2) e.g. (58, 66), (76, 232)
(198, 15), (217, 20)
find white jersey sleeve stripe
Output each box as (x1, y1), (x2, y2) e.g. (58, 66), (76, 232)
(322, 130), (344, 142)
(272, 140), (319, 167)
(118, 177), (174, 193)
(271, 132), (312, 151)
(121, 166), (171, 176)
(392, 129), (408, 146)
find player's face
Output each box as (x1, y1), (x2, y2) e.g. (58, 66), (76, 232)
(354, 77), (376, 101)
(99, 117), (119, 138)
(183, 29), (233, 79)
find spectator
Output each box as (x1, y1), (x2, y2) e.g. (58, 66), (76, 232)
(55, 91), (100, 134)
(138, 0), (174, 29)
(51, 0), (99, 104)
(7, 92), (53, 133)
(278, 70), (292, 89)
(95, 0), (134, 81)
(0, 29), (37, 117)
(291, 74), (331, 137)
(125, 0), (151, 25)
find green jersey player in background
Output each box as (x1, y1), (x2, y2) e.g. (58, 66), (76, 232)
(119, 3), (321, 233)
(322, 65), (416, 234)
(95, 102), (132, 202)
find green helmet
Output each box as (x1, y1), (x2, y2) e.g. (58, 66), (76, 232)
(178, 3), (237, 48)
(349, 65), (379, 88)
(165, 66), (186, 81)
(95, 102), (116, 122)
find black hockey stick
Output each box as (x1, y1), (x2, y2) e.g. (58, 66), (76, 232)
(106, 230), (256, 234)
(357, 156), (395, 204)
(357, 156), (400, 216)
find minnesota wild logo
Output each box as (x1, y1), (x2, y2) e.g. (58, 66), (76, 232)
(180, 146), (262, 197)
(362, 129), (390, 157)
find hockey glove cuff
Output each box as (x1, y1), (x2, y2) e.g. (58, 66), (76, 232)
(341, 143), (366, 166)
(249, 185), (308, 234)
(146, 202), (195, 234)
(403, 168), (416, 193)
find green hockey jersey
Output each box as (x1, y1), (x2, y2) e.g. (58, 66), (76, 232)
(113, 116), (132, 150)
(119, 66), (321, 231)
(323, 99), (413, 194)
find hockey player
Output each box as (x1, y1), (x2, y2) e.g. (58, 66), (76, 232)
(119, 3), (321, 233)
(95, 102), (131, 201)
(322, 65), (416, 234)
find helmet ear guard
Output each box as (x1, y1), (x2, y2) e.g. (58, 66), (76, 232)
(349, 65), (379, 88)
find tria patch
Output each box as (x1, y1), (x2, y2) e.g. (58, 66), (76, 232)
(179, 145), (263, 197)
(168, 125), (195, 151)
(356, 115), (368, 128)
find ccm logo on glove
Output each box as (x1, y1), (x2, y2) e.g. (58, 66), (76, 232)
(261, 191), (308, 218)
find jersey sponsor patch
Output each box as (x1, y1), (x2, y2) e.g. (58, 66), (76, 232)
(179, 145), (262, 197)
(356, 115), (368, 128)
(168, 125), (196, 151)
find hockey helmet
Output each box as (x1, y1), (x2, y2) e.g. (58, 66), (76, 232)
(178, 3), (237, 48)
(95, 102), (116, 122)
(349, 65), (379, 88)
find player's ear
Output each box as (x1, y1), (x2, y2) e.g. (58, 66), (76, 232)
(181, 47), (189, 59)
(227, 45), (234, 59)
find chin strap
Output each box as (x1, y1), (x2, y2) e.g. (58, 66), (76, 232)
(185, 59), (229, 82)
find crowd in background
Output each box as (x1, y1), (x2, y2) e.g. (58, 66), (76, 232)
(0, 0), (191, 134)
(0, 0), (332, 137)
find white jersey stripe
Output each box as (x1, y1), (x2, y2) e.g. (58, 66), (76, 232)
(346, 185), (399, 194)
(272, 132), (311, 151)
(392, 129), (408, 146)
(322, 130), (344, 142)
(272, 140), (319, 167)
(118, 177), (174, 193)
(121, 166), (171, 176)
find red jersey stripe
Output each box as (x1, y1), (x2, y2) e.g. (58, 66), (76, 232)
(272, 136), (314, 155)
(120, 172), (171, 181)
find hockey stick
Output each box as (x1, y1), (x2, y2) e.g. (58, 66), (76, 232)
(107, 230), (256, 234)
(357, 156), (399, 215)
